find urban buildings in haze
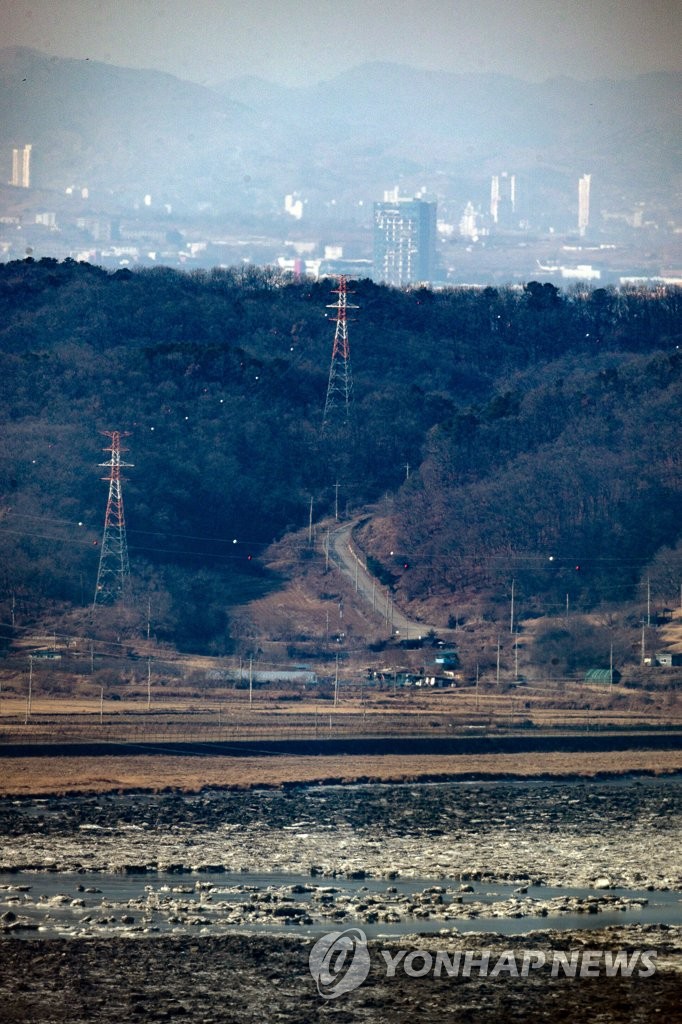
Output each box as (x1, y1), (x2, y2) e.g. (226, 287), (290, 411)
(490, 172), (516, 227)
(10, 145), (32, 189)
(373, 188), (437, 286)
(578, 173), (591, 237)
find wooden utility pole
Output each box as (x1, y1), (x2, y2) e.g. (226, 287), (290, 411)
(25, 655), (33, 724)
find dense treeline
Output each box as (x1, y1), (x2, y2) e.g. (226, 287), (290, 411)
(0, 258), (680, 649)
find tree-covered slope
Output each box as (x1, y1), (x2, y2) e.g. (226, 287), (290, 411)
(0, 258), (680, 648)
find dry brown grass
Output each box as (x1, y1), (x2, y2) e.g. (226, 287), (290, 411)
(0, 749), (680, 797)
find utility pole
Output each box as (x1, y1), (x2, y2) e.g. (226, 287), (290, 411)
(647, 575), (651, 627)
(514, 630), (519, 680)
(147, 657), (151, 710)
(609, 642), (614, 690)
(334, 654), (339, 707)
(93, 431), (133, 606)
(641, 624), (646, 665)
(146, 596), (151, 641)
(25, 655), (33, 723)
(405, 462), (410, 480)
(510, 578), (515, 634)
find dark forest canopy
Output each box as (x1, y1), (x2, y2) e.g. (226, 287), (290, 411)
(0, 258), (680, 650)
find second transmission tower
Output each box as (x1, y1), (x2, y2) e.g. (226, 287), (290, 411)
(93, 431), (133, 606)
(322, 276), (357, 430)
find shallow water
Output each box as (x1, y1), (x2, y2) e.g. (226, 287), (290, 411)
(1, 869), (679, 940)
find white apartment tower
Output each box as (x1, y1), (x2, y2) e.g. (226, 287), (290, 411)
(578, 173), (591, 237)
(490, 172), (516, 226)
(10, 144), (32, 188)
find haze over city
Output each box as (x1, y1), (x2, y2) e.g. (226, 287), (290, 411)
(2, 0), (680, 86)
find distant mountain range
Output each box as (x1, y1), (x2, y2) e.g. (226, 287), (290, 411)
(1, 47), (680, 222)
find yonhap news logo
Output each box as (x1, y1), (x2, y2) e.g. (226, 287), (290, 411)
(309, 928), (371, 999)
(308, 929), (657, 999)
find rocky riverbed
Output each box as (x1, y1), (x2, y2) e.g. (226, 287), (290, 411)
(0, 776), (679, 891)
(0, 776), (680, 1021)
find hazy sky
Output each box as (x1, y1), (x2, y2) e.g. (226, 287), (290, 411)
(1, 0), (680, 86)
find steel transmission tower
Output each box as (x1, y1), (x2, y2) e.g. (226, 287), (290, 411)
(93, 431), (133, 606)
(322, 276), (357, 430)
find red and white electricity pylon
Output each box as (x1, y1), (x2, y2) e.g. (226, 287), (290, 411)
(93, 431), (133, 606)
(322, 276), (357, 430)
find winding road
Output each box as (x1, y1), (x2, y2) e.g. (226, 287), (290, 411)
(328, 520), (442, 639)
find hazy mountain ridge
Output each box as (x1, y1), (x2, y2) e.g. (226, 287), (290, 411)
(1, 48), (680, 215)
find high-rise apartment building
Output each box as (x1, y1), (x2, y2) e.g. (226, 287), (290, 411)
(10, 144), (32, 188)
(578, 173), (591, 237)
(373, 189), (437, 286)
(490, 172), (516, 227)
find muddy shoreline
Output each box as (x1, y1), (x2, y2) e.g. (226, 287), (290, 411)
(0, 927), (680, 1023)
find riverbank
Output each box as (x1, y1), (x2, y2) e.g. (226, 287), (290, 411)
(0, 748), (680, 797)
(0, 925), (680, 1023)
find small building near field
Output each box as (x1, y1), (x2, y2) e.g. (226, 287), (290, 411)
(654, 652), (682, 667)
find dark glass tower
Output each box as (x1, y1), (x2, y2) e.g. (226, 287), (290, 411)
(373, 192), (437, 286)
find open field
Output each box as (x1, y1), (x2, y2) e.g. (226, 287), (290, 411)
(1, 748), (680, 797)
(0, 681), (680, 746)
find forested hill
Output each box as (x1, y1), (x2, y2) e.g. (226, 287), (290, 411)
(0, 258), (680, 650)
